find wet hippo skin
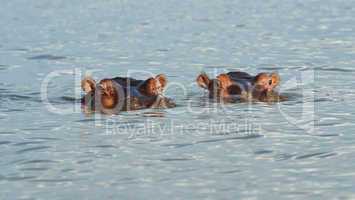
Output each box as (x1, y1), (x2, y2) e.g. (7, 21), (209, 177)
(81, 74), (175, 114)
(196, 71), (287, 102)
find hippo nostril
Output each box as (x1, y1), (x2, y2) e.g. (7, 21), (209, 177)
(268, 79), (272, 85)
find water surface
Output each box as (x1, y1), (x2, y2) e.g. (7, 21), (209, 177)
(1, 0), (355, 199)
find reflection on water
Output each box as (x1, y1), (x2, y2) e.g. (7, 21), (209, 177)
(1, 0), (355, 199)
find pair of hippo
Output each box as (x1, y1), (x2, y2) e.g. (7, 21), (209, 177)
(81, 71), (286, 114)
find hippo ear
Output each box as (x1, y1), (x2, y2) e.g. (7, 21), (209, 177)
(196, 73), (210, 89)
(217, 74), (232, 89)
(155, 74), (167, 89)
(253, 73), (268, 84)
(271, 72), (280, 86)
(81, 76), (96, 93)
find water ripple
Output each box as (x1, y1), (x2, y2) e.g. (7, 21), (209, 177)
(220, 169), (243, 174)
(28, 54), (66, 60)
(162, 143), (194, 148)
(160, 158), (194, 162)
(0, 141), (11, 145)
(196, 134), (263, 144)
(29, 178), (75, 183)
(27, 137), (60, 141)
(13, 141), (44, 146)
(313, 67), (355, 73)
(16, 146), (51, 154)
(275, 153), (296, 161)
(294, 152), (334, 160)
(0, 65), (10, 71)
(93, 144), (118, 149)
(4, 176), (37, 181)
(313, 134), (340, 137)
(20, 159), (58, 165)
(254, 150), (273, 155)
(0, 131), (15, 135)
(77, 160), (93, 164)
(1, 94), (32, 101)
(19, 167), (50, 171)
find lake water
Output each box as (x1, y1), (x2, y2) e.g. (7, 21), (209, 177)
(1, 0), (355, 199)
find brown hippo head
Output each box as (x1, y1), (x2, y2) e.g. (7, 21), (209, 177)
(253, 72), (280, 92)
(138, 74), (167, 96)
(97, 79), (119, 109)
(196, 73), (234, 99)
(197, 71), (284, 102)
(81, 77), (121, 111)
(251, 72), (285, 102)
(81, 74), (174, 113)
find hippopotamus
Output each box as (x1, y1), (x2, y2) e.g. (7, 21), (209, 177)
(81, 74), (176, 114)
(196, 71), (287, 102)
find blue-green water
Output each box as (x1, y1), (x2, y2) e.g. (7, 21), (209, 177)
(1, 0), (355, 199)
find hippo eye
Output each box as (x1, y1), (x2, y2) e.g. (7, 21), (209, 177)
(268, 79), (272, 85)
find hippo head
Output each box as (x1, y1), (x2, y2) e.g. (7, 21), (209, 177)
(253, 72), (280, 92)
(97, 79), (119, 109)
(81, 77), (121, 111)
(196, 73), (234, 99)
(138, 74), (167, 96)
(81, 74), (174, 113)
